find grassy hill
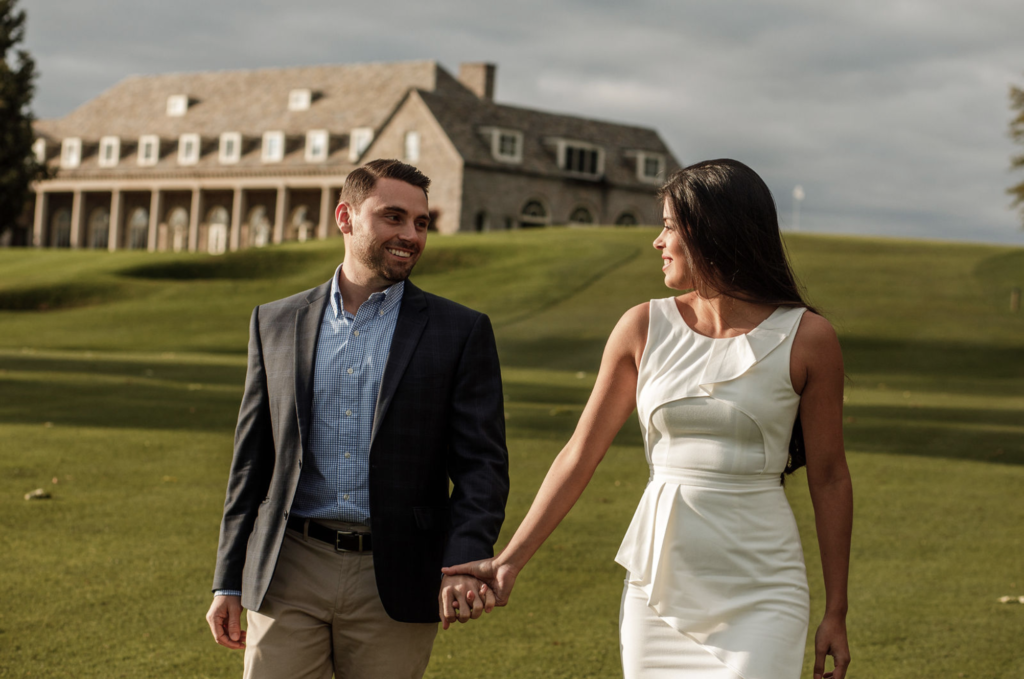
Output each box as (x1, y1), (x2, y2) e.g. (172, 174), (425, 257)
(1, 228), (1022, 678)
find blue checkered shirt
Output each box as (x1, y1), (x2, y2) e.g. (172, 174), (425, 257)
(215, 266), (403, 597)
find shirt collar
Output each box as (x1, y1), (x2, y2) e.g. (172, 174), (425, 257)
(330, 264), (405, 319)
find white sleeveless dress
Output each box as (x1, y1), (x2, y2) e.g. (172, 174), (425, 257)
(616, 298), (810, 679)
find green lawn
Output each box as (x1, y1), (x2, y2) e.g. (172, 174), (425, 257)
(1, 228), (1022, 678)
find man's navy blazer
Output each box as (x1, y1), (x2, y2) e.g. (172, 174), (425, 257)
(211, 278), (509, 623)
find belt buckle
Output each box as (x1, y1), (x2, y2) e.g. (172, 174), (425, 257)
(335, 530), (363, 552)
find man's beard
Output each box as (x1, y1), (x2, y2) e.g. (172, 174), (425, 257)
(357, 236), (418, 283)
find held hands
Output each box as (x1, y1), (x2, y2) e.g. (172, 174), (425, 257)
(206, 595), (246, 649)
(438, 574), (497, 630)
(813, 612), (851, 679)
(441, 557), (519, 609)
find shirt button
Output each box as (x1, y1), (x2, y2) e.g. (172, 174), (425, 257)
(379, 310), (384, 316)
(353, 330), (359, 337)
(347, 367), (353, 374)
(343, 494), (350, 501)
(345, 409), (352, 417)
(344, 452), (351, 458)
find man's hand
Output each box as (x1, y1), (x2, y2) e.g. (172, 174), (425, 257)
(206, 595), (246, 649)
(438, 574), (496, 630)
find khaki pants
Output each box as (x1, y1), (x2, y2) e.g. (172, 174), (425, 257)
(243, 521), (437, 679)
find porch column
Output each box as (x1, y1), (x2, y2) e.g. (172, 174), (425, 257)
(69, 189), (83, 249)
(188, 187), (201, 252)
(229, 187), (245, 251)
(147, 189), (163, 252)
(32, 189), (46, 247)
(272, 185), (288, 244)
(318, 186), (334, 240)
(108, 189), (123, 252)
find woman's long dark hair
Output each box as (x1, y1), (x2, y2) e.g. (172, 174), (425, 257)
(657, 159), (818, 477)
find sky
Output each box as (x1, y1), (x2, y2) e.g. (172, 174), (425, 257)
(18, 0), (1024, 246)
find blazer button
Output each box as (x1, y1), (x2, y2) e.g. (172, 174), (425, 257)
(283, 510), (289, 519)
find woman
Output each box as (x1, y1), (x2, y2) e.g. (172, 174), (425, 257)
(443, 159), (852, 679)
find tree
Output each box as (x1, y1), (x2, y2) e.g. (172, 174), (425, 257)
(0, 0), (46, 245)
(1011, 78), (1024, 228)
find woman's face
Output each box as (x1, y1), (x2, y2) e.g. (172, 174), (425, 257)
(653, 200), (692, 290)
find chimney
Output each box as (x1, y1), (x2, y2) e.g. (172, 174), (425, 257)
(458, 63), (496, 101)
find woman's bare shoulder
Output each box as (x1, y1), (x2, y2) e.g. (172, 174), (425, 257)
(608, 302), (651, 364)
(793, 311), (843, 367)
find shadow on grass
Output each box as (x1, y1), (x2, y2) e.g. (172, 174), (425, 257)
(0, 355), (246, 386)
(841, 337), (1024, 385)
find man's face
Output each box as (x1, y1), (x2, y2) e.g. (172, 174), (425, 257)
(336, 178), (430, 285)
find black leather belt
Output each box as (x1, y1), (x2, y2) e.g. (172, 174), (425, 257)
(287, 517), (372, 552)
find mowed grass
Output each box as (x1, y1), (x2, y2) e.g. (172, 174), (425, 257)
(1, 228), (1022, 678)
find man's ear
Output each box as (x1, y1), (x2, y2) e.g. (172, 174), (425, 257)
(335, 202), (354, 235)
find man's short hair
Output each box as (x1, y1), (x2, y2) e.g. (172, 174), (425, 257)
(340, 159), (431, 209)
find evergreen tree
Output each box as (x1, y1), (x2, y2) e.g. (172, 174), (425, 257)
(1011, 79), (1024, 228)
(0, 0), (46, 244)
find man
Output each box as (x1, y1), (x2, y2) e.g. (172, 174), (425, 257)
(206, 159), (509, 678)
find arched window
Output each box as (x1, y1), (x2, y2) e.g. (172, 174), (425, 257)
(520, 199), (548, 228)
(248, 206), (272, 248)
(88, 207), (110, 249)
(569, 206), (594, 224)
(615, 211), (639, 226)
(168, 207), (189, 252)
(207, 206), (229, 255)
(128, 207), (149, 250)
(474, 211), (488, 232)
(50, 208), (71, 248)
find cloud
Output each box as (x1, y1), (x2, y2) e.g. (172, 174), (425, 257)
(19, 0), (1024, 244)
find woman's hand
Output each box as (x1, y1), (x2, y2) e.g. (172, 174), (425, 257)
(813, 612), (850, 679)
(442, 557), (519, 607)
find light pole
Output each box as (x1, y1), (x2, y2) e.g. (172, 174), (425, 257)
(792, 185), (805, 232)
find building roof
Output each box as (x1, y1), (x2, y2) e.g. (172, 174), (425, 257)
(415, 89), (678, 187)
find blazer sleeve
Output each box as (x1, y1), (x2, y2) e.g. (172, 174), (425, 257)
(211, 306), (276, 592)
(443, 313), (510, 567)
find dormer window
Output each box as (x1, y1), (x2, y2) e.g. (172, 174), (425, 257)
(166, 94), (189, 117)
(557, 140), (603, 177)
(219, 132), (241, 164)
(404, 131), (420, 162)
(636, 151), (665, 183)
(60, 138), (82, 169)
(349, 127), (374, 162)
(178, 133), (200, 165)
(289, 89), (312, 111)
(480, 127), (523, 163)
(262, 131), (285, 163)
(305, 130), (328, 162)
(98, 136), (120, 168)
(138, 135), (160, 166)
(33, 138), (47, 164)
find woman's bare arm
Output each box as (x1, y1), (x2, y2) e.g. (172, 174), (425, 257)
(792, 312), (853, 679)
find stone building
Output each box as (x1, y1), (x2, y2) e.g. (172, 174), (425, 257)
(28, 61), (679, 252)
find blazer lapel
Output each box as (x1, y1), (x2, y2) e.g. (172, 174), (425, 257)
(294, 281), (332, 457)
(371, 281), (428, 448)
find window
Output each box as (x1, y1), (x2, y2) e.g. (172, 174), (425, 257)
(128, 207), (149, 250)
(33, 138), (47, 164)
(219, 132), (242, 164)
(404, 131), (420, 162)
(262, 131), (285, 163)
(305, 130), (328, 162)
(51, 208), (71, 247)
(560, 141), (603, 176)
(636, 151), (665, 183)
(168, 207), (189, 252)
(166, 94), (189, 117)
(520, 199), (549, 228)
(480, 127), (523, 163)
(207, 206), (229, 255)
(138, 135), (160, 166)
(98, 136), (120, 168)
(178, 133), (201, 165)
(60, 138), (81, 169)
(88, 208), (110, 249)
(615, 211), (639, 226)
(349, 127), (374, 161)
(569, 206), (594, 224)
(289, 89), (312, 111)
